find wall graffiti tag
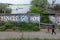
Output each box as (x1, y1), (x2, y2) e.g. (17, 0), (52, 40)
(49, 16), (57, 24)
(18, 15), (29, 22)
(56, 16), (60, 25)
(0, 14), (40, 23)
(0, 14), (60, 25)
(30, 15), (40, 23)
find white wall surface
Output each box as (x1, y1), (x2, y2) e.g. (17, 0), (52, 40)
(9, 5), (31, 14)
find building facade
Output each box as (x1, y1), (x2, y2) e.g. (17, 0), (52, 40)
(8, 4), (31, 14)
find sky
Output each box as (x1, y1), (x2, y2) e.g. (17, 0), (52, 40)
(48, 0), (60, 4)
(0, 0), (32, 4)
(0, 0), (60, 4)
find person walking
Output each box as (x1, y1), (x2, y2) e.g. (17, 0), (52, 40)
(47, 25), (51, 33)
(52, 24), (56, 35)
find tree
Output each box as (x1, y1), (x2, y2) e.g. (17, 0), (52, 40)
(31, 0), (48, 8)
(0, 3), (8, 8)
(30, 6), (48, 14)
(0, 3), (11, 13)
(5, 8), (11, 13)
(30, 0), (50, 23)
(30, 0), (48, 13)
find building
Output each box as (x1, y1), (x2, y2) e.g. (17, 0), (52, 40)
(4, 0), (32, 14)
(0, 0), (32, 14)
(8, 4), (31, 14)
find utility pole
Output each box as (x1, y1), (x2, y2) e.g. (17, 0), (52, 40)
(39, 14), (40, 31)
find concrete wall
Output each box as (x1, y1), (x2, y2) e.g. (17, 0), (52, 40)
(0, 14), (40, 23)
(9, 5), (31, 14)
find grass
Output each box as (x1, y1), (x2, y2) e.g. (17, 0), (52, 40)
(0, 38), (60, 40)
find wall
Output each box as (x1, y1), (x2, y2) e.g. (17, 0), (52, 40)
(9, 5), (31, 14)
(0, 14), (58, 24)
(0, 14), (40, 23)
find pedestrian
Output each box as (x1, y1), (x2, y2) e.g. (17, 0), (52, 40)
(52, 24), (56, 35)
(47, 25), (51, 33)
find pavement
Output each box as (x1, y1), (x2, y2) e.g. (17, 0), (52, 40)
(0, 29), (60, 39)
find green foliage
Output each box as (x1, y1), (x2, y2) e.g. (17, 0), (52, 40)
(0, 22), (39, 31)
(0, 3), (8, 8)
(57, 25), (60, 29)
(0, 26), (6, 31)
(0, 10), (4, 13)
(5, 8), (12, 13)
(18, 22), (39, 31)
(30, 0), (48, 24)
(0, 22), (6, 31)
(4, 22), (14, 29)
(4, 22), (13, 27)
(40, 15), (49, 23)
(30, 6), (40, 13)
(30, 0), (48, 14)
(30, 6), (48, 14)
(0, 21), (5, 26)
(29, 23), (39, 31)
(31, 0), (48, 8)
(0, 3), (12, 13)
(0, 8), (11, 13)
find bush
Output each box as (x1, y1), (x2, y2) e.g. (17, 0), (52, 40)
(57, 25), (60, 30)
(30, 6), (40, 13)
(4, 22), (14, 29)
(40, 15), (49, 23)
(18, 22), (29, 31)
(0, 26), (6, 31)
(5, 8), (11, 13)
(0, 21), (5, 26)
(0, 22), (39, 31)
(30, 6), (48, 14)
(28, 23), (39, 31)
(18, 22), (39, 31)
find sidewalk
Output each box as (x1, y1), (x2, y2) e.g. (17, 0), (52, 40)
(0, 29), (60, 39)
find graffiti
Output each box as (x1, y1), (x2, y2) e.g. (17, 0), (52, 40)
(49, 16), (56, 23)
(30, 16), (40, 23)
(18, 15), (29, 22)
(0, 14), (40, 23)
(56, 17), (60, 25)
(0, 16), (18, 22)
